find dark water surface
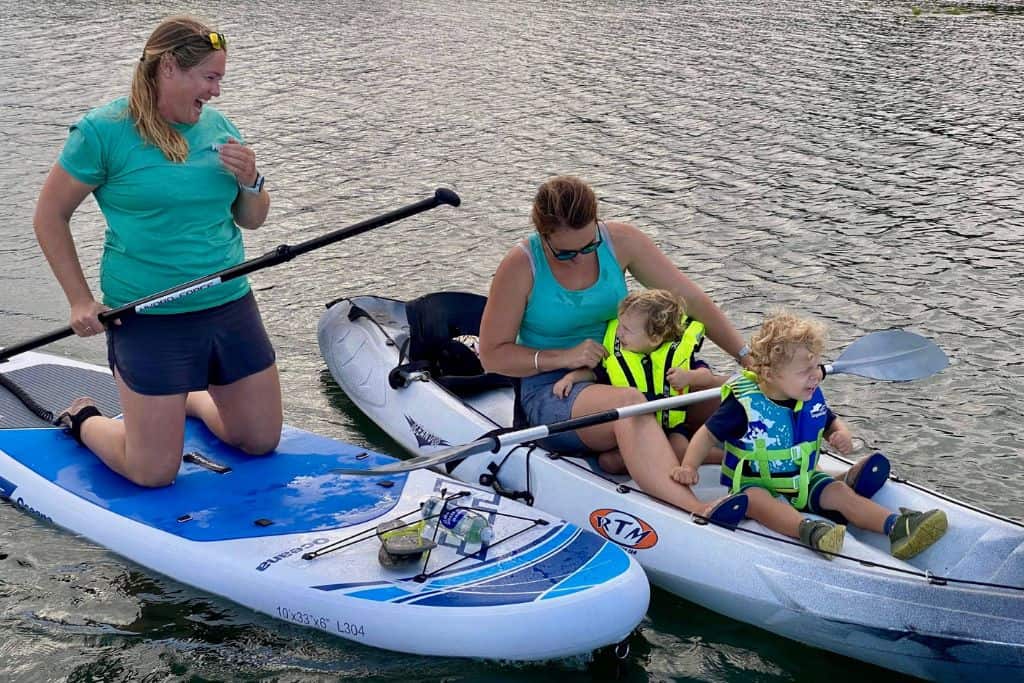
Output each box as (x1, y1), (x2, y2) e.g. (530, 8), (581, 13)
(1, 1), (1022, 680)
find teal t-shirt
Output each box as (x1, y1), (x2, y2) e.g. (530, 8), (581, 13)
(59, 97), (249, 314)
(517, 224), (627, 350)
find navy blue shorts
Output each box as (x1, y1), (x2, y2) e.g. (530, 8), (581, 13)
(106, 291), (276, 396)
(519, 370), (592, 453)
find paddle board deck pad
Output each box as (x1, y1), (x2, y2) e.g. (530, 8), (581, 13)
(319, 293), (1024, 682)
(0, 351), (649, 661)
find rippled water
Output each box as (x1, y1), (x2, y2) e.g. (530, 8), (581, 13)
(1, 1), (1022, 680)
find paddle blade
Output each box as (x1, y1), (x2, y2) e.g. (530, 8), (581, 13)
(829, 330), (948, 381)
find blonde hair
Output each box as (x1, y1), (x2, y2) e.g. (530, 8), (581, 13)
(130, 16), (224, 162)
(530, 175), (598, 236)
(748, 310), (826, 377)
(618, 289), (687, 346)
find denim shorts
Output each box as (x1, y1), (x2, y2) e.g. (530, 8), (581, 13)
(106, 291), (276, 396)
(519, 370), (593, 453)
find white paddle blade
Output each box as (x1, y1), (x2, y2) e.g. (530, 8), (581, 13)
(829, 329), (948, 381)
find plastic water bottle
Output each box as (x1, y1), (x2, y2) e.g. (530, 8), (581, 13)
(421, 496), (494, 544)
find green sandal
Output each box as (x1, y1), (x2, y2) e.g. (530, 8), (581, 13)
(798, 519), (846, 560)
(889, 508), (948, 560)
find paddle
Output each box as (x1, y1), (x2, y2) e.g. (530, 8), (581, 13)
(0, 188), (461, 362)
(336, 329), (948, 476)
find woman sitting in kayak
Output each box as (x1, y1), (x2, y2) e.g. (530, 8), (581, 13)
(674, 311), (948, 559)
(552, 288), (728, 469)
(478, 175), (751, 522)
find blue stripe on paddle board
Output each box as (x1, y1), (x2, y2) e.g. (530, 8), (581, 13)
(325, 524), (625, 607)
(540, 537), (631, 600)
(0, 420), (407, 541)
(318, 524), (571, 597)
(406, 529), (615, 607)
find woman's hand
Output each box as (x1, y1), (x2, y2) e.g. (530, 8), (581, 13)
(218, 138), (258, 187)
(565, 339), (607, 369)
(70, 298), (110, 337)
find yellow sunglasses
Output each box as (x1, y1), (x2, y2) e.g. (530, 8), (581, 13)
(209, 32), (227, 50)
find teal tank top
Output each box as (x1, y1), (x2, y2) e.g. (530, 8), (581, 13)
(517, 223), (627, 350)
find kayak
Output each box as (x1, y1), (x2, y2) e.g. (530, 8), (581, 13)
(318, 292), (1024, 682)
(0, 350), (649, 661)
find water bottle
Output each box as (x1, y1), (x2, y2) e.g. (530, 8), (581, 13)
(421, 496), (494, 544)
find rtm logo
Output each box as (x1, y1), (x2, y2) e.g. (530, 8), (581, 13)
(589, 509), (659, 550)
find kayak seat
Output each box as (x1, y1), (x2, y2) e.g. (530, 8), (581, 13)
(402, 292), (515, 399)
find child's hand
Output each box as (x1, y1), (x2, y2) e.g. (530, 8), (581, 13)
(667, 368), (708, 391)
(552, 376), (573, 398)
(827, 429), (853, 455)
(671, 464), (700, 486)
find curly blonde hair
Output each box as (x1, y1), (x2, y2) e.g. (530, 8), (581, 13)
(130, 16), (225, 162)
(617, 289), (687, 346)
(748, 310), (826, 377)
(530, 175), (598, 236)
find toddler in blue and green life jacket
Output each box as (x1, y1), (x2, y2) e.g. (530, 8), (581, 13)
(673, 310), (949, 560)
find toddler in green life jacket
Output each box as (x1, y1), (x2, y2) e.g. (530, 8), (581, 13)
(553, 289), (728, 469)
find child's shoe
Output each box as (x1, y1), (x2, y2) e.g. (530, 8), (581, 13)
(798, 519), (846, 560)
(889, 508), (948, 560)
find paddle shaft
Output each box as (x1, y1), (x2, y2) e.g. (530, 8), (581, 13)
(377, 387), (723, 472)
(0, 188), (460, 362)
(485, 333), (944, 460)
(483, 387), (720, 454)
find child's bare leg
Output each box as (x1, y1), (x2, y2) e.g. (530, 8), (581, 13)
(744, 486), (805, 538)
(818, 481), (890, 532)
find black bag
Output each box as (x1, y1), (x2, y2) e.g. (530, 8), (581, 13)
(403, 292), (511, 395)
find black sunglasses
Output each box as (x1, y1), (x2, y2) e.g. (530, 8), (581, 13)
(544, 232), (603, 261)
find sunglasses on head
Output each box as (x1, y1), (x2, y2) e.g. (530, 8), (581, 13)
(544, 231), (603, 261)
(208, 32), (227, 50)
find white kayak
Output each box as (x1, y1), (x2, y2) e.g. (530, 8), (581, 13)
(318, 292), (1024, 682)
(0, 350), (649, 661)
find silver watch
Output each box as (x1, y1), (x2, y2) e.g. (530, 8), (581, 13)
(239, 172), (265, 194)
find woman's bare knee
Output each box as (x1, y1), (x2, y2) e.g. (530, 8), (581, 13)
(123, 454), (179, 487)
(235, 431), (281, 455)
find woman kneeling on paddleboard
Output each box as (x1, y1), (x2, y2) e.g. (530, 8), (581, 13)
(33, 16), (282, 486)
(478, 175), (752, 522)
